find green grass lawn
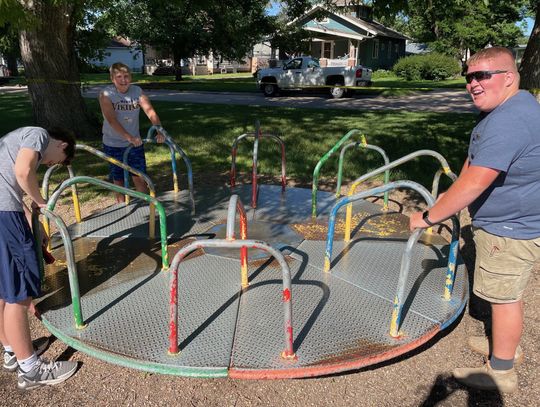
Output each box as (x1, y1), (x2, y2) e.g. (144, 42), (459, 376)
(6, 71), (466, 95)
(0, 92), (476, 203)
(78, 71), (466, 94)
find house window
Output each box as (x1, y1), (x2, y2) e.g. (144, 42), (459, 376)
(372, 39), (379, 59)
(394, 43), (399, 55)
(388, 41), (392, 59)
(322, 42), (332, 59)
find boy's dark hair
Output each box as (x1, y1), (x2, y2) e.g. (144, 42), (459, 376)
(46, 127), (76, 165)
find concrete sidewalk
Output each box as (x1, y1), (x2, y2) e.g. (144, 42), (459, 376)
(1, 84), (476, 113)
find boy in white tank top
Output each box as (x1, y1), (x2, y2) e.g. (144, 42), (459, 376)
(99, 62), (164, 202)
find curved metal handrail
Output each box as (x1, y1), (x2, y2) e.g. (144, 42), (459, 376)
(336, 138), (390, 209)
(311, 129), (363, 218)
(230, 130), (287, 193)
(343, 150), (458, 242)
(33, 209), (85, 329)
(74, 144), (157, 238)
(226, 195), (249, 287)
(323, 180), (460, 338)
(251, 120), (261, 208)
(128, 125), (195, 215)
(168, 238), (295, 360)
(41, 164), (80, 250)
(47, 176), (169, 270)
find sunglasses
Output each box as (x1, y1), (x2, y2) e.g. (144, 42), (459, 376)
(465, 70), (507, 84)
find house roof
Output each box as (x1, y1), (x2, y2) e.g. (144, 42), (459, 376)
(346, 15), (408, 40)
(108, 37), (137, 48)
(293, 5), (408, 41)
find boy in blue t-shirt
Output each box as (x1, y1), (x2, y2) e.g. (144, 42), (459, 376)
(410, 47), (540, 394)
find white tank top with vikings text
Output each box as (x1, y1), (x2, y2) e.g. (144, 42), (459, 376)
(101, 84), (142, 147)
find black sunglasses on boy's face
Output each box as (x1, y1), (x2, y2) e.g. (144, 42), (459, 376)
(465, 70), (507, 84)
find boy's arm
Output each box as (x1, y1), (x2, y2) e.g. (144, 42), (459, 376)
(15, 148), (49, 243)
(15, 148), (46, 207)
(409, 163), (500, 229)
(99, 92), (142, 146)
(140, 93), (165, 143)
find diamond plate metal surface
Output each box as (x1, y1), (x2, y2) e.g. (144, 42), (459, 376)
(41, 253), (243, 368)
(202, 221), (304, 260)
(231, 257), (436, 369)
(41, 185), (468, 377)
(293, 239), (467, 325)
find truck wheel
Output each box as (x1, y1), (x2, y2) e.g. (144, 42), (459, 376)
(330, 83), (345, 99)
(262, 83), (278, 97)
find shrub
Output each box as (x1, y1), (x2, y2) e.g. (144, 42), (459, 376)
(393, 53), (460, 81)
(152, 66), (176, 76)
(79, 62), (110, 74)
(372, 69), (394, 79)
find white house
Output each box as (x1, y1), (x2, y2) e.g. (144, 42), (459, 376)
(89, 38), (144, 72)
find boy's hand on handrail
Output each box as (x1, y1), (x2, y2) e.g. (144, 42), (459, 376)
(128, 135), (143, 147)
(155, 131), (166, 143)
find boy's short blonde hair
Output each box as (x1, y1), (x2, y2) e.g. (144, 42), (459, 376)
(466, 47), (516, 70)
(110, 62), (131, 76)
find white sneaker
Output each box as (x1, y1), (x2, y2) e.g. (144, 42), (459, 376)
(17, 358), (78, 391)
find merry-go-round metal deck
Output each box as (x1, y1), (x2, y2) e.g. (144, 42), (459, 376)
(37, 184), (468, 379)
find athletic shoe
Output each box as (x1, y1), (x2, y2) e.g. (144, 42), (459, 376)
(453, 361), (518, 393)
(468, 336), (524, 365)
(3, 337), (50, 372)
(17, 359), (78, 391)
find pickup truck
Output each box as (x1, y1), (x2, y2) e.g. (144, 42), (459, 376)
(256, 56), (372, 98)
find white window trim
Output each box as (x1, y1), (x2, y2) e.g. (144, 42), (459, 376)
(372, 39), (379, 59)
(322, 41), (334, 59)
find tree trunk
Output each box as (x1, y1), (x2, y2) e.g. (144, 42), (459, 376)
(173, 53), (183, 81)
(519, 6), (540, 102)
(6, 53), (18, 76)
(18, 1), (99, 137)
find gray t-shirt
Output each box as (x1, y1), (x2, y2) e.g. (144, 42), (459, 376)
(468, 90), (540, 239)
(0, 127), (48, 212)
(101, 84), (143, 147)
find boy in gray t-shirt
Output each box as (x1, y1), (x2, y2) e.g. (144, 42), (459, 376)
(99, 62), (164, 202)
(0, 127), (78, 390)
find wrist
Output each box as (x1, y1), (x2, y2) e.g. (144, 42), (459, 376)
(422, 210), (436, 226)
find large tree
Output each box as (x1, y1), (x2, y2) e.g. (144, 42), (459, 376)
(105, 0), (274, 80)
(519, 1), (540, 100)
(0, 23), (20, 76)
(0, 1), (99, 137)
(370, 0), (526, 60)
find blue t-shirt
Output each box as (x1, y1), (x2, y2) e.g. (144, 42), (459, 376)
(468, 90), (540, 239)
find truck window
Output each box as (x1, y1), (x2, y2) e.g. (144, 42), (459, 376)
(307, 59), (320, 68)
(285, 58), (302, 70)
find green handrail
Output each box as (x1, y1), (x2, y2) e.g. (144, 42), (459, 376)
(311, 129), (363, 218)
(34, 209), (85, 328)
(47, 176), (170, 270)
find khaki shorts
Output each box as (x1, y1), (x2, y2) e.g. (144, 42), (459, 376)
(473, 228), (540, 303)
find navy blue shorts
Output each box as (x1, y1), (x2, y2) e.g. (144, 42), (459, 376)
(103, 144), (147, 182)
(0, 211), (41, 303)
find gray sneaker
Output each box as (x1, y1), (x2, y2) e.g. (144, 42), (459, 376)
(3, 337), (50, 372)
(17, 359), (78, 391)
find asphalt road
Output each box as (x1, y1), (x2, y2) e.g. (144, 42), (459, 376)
(0, 85), (476, 113)
(83, 86), (477, 113)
